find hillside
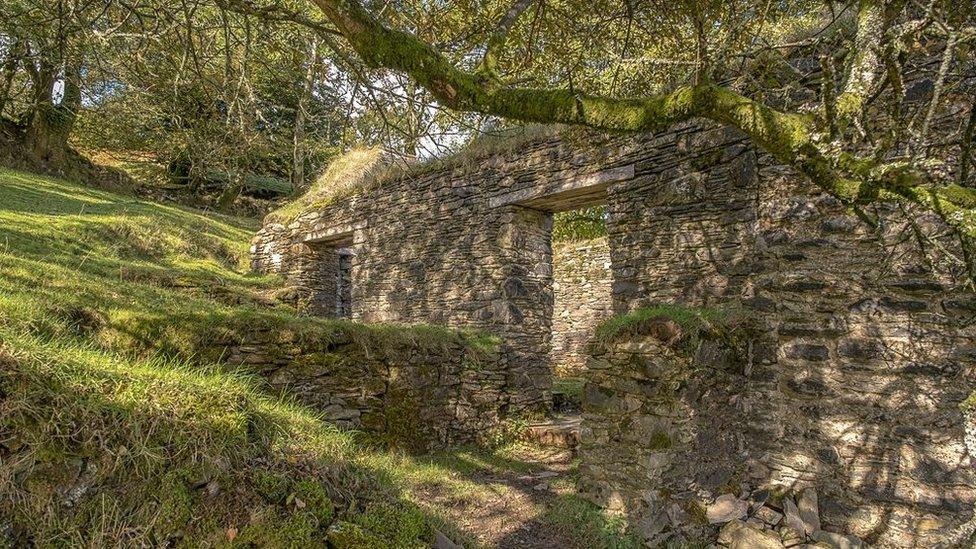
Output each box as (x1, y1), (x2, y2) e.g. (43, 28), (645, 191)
(0, 168), (633, 548)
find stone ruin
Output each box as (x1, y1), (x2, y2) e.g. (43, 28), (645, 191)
(251, 121), (976, 546)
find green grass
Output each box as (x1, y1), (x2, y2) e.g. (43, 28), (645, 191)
(0, 166), (645, 547)
(541, 495), (642, 548)
(590, 304), (730, 355)
(267, 147), (389, 223)
(553, 376), (585, 406)
(0, 167), (485, 546)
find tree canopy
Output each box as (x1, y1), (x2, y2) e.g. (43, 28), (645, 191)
(299, 0), (975, 240)
(0, 0), (974, 234)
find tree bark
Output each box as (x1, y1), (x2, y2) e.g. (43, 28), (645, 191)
(292, 37), (320, 191)
(835, 0), (887, 123)
(26, 55), (82, 165)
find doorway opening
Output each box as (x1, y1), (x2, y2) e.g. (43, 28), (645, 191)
(304, 234), (355, 320)
(335, 247), (353, 319)
(549, 205), (612, 413)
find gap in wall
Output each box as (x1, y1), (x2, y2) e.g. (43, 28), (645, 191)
(305, 234), (355, 320)
(549, 204), (612, 413)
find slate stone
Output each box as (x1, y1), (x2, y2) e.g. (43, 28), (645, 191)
(707, 493), (749, 524)
(784, 343), (830, 361)
(797, 489), (821, 533)
(810, 529), (863, 549)
(729, 522), (785, 549)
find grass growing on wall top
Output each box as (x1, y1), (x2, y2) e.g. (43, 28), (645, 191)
(589, 304), (733, 355)
(266, 124), (581, 224)
(266, 147), (390, 223)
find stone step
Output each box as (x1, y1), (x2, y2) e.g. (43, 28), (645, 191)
(521, 415), (581, 448)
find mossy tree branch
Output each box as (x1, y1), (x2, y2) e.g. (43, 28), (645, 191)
(835, 0), (887, 124)
(308, 0), (976, 239)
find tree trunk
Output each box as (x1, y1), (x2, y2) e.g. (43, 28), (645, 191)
(217, 173), (243, 212)
(0, 39), (23, 116)
(292, 38), (320, 191)
(26, 55), (81, 165)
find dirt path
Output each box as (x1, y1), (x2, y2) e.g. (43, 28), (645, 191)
(410, 443), (580, 548)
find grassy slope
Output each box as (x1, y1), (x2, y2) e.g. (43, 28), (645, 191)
(0, 167), (636, 548)
(0, 168), (470, 547)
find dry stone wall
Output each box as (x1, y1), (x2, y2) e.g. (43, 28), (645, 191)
(253, 113), (975, 544)
(207, 324), (504, 451)
(551, 238), (612, 377)
(597, 124), (976, 547)
(580, 336), (756, 544)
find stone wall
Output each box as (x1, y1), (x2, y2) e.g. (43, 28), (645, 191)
(580, 335), (751, 544)
(253, 110), (975, 543)
(209, 323), (505, 451)
(580, 324), (976, 547)
(551, 237), (612, 377)
(596, 123), (976, 547)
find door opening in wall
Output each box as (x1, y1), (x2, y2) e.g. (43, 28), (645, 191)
(549, 204), (612, 414)
(303, 233), (355, 320)
(491, 164), (631, 414)
(335, 247), (353, 319)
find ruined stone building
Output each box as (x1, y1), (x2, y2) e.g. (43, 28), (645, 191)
(251, 121), (976, 546)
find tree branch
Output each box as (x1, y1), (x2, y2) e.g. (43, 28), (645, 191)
(480, 0), (536, 77)
(835, 0), (888, 125)
(308, 0), (976, 239)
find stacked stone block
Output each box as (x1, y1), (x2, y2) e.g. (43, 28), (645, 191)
(252, 116), (975, 544)
(215, 327), (505, 451)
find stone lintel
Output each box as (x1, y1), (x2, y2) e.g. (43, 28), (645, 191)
(302, 220), (366, 245)
(489, 164), (635, 211)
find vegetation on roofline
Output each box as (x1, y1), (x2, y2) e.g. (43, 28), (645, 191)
(590, 303), (756, 356)
(268, 124), (572, 224)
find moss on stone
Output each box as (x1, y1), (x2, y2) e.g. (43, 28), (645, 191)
(252, 470), (291, 503)
(590, 303), (758, 359)
(590, 304), (724, 354)
(293, 479), (336, 525)
(685, 500), (710, 525)
(327, 521), (390, 549)
(647, 430), (673, 450)
(352, 503), (432, 547)
(961, 390), (976, 412)
(376, 386), (425, 451)
(236, 505), (326, 548)
(157, 465), (213, 535)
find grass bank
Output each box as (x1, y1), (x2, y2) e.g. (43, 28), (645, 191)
(0, 167), (636, 547)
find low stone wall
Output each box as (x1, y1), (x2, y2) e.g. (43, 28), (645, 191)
(208, 324), (506, 451)
(579, 328), (975, 547)
(551, 238), (612, 377)
(579, 335), (749, 544)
